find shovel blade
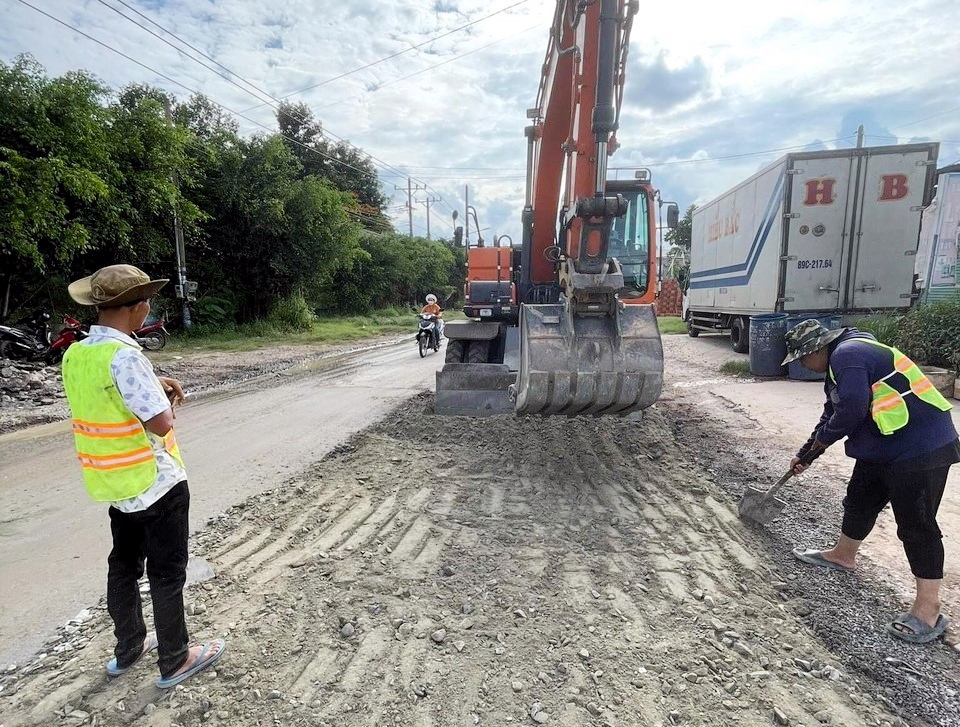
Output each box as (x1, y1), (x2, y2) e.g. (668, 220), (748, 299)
(738, 486), (788, 525)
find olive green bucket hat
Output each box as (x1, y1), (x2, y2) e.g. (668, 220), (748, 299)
(782, 319), (846, 365)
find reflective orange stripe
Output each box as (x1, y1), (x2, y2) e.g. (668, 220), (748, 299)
(894, 356), (912, 373)
(871, 395), (902, 414)
(73, 418), (140, 430)
(911, 379), (934, 395)
(73, 420), (143, 438)
(77, 446), (154, 470)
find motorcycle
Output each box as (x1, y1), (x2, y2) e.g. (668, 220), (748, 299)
(0, 312), (50, 361)
(46, 315), (88, 363)
(0, 311), (89, 364)
(134, 314), (170, 351)
(415, 313), (441, 358)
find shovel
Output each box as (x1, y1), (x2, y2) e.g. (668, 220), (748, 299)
(738, 450), (817, 525)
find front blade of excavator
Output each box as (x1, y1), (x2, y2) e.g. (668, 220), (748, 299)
(514, 302), (663, 416)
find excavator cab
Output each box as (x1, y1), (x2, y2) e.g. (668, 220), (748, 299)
(608, 184), (652, 298)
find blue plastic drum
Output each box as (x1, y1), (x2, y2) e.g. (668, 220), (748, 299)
(786, 315), (843, 381)
(748, 313), (789, 377)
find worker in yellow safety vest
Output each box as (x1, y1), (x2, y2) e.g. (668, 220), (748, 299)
(783, 319), (958, 644)
(62, 264), (224, 688)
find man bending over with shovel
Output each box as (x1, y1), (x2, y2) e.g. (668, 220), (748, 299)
(784, 319), (958, 644)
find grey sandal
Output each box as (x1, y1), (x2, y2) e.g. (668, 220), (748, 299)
(887, 613), (948, 644)
(792, 548), (854, 572)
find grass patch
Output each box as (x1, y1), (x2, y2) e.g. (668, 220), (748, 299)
(164, 309), (464, 353)
(720, 360), (751, 377)
(658, 316), (686, 334)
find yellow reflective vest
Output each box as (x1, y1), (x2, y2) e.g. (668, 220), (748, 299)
(829, 339), (952, 436)
(61, 341), (183, 502)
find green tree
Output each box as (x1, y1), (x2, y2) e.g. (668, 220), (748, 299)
(664, 204), (695, 292)
(200, 135), (362, 319)
(318, 233), (460, 313)
(275, 101), (387, 223)
(665, 203), (695, 250)
(0, 56), (113, 278)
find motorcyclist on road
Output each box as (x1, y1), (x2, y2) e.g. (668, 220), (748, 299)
(421, 294), (444, 343)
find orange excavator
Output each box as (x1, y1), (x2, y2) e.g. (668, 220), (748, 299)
(438, 0), (678, 416)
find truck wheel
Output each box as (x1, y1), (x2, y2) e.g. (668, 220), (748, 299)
(466, 340), (489, 364)
(730, 317), (749, 353)
(685, 312), (700, 338)
(445, 340), (465, 364)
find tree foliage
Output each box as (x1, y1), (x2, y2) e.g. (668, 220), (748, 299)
(665, 204), (695, 251)
(0, 56), (464, 324)
(664, 204), (696, 292)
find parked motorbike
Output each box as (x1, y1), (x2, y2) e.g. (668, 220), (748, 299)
(415, 313), (441, 358)
(46, 315), (88, 363)
(134, 314), (170, 351)
(0, 313), (49, 361)
(0, 311), (90, 364)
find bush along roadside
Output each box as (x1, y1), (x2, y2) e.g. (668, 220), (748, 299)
(856, 296), (960, 372)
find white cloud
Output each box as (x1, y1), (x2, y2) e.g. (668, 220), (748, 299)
(2, 0), (959, 239)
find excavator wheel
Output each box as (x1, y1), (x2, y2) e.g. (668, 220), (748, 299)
(445, 340), (465, 364)
(513, 302), (664, 416)
(466, 340), (489, 364)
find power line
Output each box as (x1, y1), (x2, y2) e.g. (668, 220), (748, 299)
(313, 23), (542, 114)
(90, 0), (395, 185)
(240, 0), (532, 112)
(97, 0), (280, 110)
(16, 0), (393, 191)
(890, 106), (960, 132)
(90, 0), (503, 213)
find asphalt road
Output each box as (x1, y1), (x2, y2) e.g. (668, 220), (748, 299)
(0, 340), (443, 665)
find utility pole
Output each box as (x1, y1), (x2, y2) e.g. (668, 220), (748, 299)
(856, 123), (865, 148)
(464, 185), (469, 246)
(163, 97), (192, 328)
(394, 177), (426, 237)
(417, 196), (440, 240)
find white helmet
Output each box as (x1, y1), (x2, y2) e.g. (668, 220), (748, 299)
(425, 294), (437, 304)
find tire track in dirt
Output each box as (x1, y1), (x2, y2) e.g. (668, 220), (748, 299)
(1, 395), (931, 727)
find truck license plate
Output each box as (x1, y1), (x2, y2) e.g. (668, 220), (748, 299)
(480, 309), (492, 317)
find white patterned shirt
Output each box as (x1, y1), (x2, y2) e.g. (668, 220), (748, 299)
(79, 326), (187, 512)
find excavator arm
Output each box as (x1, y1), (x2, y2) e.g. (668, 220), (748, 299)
(513, 0), (665, 415)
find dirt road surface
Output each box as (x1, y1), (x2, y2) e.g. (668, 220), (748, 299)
(2, 332), (958, 727)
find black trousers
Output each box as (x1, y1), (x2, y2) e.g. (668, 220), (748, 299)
(841, 462), (950, 579)
(107, 480), (190, 678)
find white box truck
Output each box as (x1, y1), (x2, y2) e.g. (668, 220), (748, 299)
(684, 143), (939, 351)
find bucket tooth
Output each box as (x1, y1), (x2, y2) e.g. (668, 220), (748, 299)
(514, 303), (663, 416)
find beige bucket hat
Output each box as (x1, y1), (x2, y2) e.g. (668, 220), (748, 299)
(68, 264), (168, 308)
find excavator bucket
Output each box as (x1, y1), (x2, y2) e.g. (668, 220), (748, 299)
(513, 303), (663, 416)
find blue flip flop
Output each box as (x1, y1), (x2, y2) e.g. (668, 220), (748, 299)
(156, 639), (226, 689)
(792, 548), (854, 572)
(887, 613), (949, 644)
(106, 632), (158, 677)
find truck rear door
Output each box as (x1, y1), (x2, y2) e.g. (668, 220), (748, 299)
(846, 147), (936, 309)
(783, 154), (855, 310)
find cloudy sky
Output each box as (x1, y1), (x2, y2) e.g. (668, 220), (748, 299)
(3, 0), (959, 242)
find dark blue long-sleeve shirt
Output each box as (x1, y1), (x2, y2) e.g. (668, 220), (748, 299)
(799, 328), (958, 464)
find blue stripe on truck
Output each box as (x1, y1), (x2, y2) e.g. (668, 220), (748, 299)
(688, 170), (785, 289)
